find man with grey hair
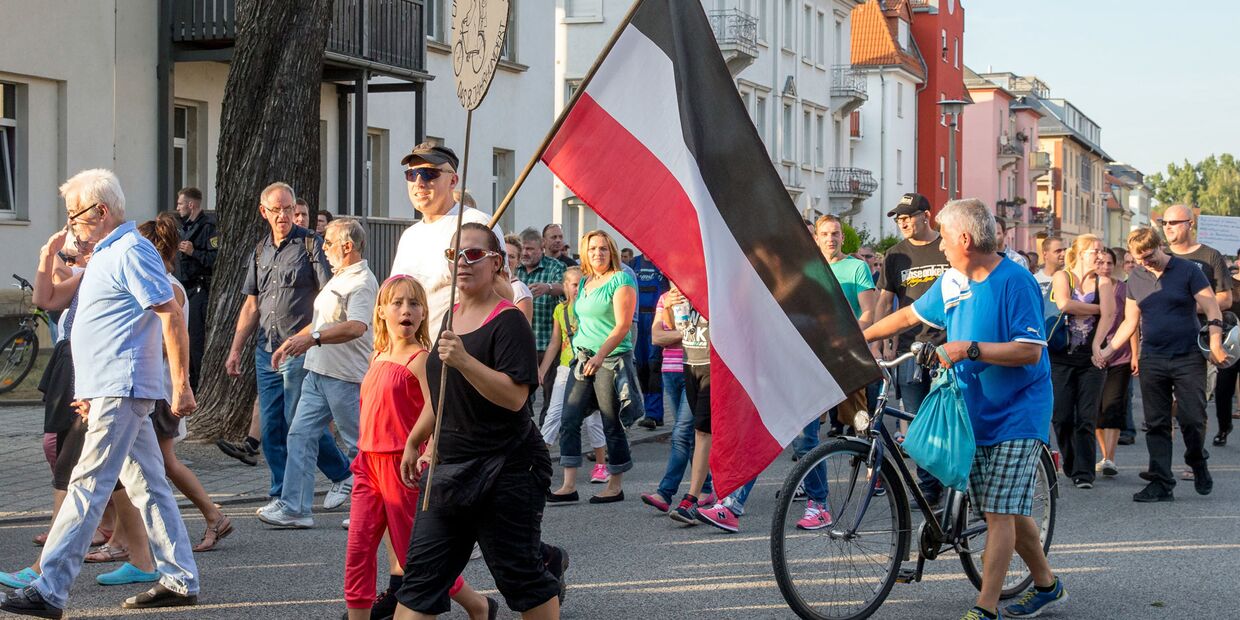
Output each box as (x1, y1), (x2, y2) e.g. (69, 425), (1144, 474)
(516, 227), (566, 420)
(224, 182), (349, 515)
(3, 170), (200, 617)
(865, 199), (1064, 620)
(259, 217), (378, 528)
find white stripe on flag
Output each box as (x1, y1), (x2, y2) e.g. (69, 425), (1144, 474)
(587, 26), (846, 443)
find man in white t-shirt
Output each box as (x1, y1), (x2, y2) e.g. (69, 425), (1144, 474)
(389, 142), (504, 340)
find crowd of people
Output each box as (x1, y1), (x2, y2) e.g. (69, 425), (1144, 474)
(2, 136), (1237, 620)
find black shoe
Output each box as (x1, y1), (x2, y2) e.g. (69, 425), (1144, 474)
(121, 584), (197, 609)
(1138, 470), (1155, 482)
(371, 586), (398, 619)
(1132, 484), (1174, 503)
(586, 452), (596, 462)
(0, 586), (64, 619)
(1214, 431), (1229, 447)
(1072, 478), (1094, 489)
(1118, 434), (1136, 445)
(1193, 464), (1213, 495)
(544, 545), (569, 603)
(636, 417), (656, 430)
(546, 490), (579, 503)
(486, 595), (500, 619)
(216, 439), (259, 466)
(589, 491), (625, 504)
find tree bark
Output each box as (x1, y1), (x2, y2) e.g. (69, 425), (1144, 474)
(189, 0), (334, 440)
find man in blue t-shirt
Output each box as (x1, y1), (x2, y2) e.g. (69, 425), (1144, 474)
(864, 199), (1062, 620)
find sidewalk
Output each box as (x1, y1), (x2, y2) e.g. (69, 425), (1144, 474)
(0, 403), (673, 524)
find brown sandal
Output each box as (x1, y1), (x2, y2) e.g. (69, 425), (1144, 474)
(84, 544), (129, 563)
(193, 514), (234, 552)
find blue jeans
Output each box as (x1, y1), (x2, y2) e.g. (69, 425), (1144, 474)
(899, 358), (941, 499)
(656, 371), (712, 501)
(558, 355), (634, 473)
(724, 419), (827, 515)
(256, 340), (350, 497)
(281, 371), (359, 516)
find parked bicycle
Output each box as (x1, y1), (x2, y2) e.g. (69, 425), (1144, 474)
(0, 274), (54, 394)
(771, 342), (1059, 620)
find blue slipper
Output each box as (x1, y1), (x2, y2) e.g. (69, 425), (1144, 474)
(0, 567), (38, 588)
(97, 562), (159, 586)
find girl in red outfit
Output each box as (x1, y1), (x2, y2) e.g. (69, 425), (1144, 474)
(344, 275), (496, 620)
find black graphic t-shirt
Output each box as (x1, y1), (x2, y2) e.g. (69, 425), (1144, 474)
(1172, 243), (1230, 322)
(878, 237), (950, 351)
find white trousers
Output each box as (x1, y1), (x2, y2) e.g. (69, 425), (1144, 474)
(541, 366), (606, 450)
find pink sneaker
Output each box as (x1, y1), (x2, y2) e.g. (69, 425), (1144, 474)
(640, 492), (671, 513)
(590, 464), (610, 484)
(696, 492), (717, 507)
(695, 504), (739, 533)
(796, 500), (833, 530)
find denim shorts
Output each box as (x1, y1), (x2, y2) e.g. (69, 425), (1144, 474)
(968, 438), (1042, 516)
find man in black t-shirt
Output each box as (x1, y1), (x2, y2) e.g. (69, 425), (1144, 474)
(1162, 204), (1231, 406)
(873, 193), (950, 503)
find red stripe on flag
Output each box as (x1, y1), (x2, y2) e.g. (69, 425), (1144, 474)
(542, 93), (709, 308)
(708, 349), (782, 497)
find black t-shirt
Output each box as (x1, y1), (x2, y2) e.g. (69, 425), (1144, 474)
(429, 306), (541, 463)
(877, 237), (950, 351)
(1127, 256), (1211, 357)
(1173, 244), (1229, 293)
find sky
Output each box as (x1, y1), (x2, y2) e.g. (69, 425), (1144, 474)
(964, 1), (1239, 177)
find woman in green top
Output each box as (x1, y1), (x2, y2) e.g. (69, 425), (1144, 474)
(548, 230), (637, 504)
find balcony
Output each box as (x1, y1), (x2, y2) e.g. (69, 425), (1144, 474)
(708, 9), (759, 77)
(996, 198), (1026, 222)
(997, 135), (1022, 170)
(1029, 206), (1051, 226)
(170, 0), (426, 79)
(1028, 150), (1051, 176)
(831, 65), (868, 118)
(827, 167), (876, 217)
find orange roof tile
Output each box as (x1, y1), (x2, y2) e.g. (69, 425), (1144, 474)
(851, 0), (925, 80)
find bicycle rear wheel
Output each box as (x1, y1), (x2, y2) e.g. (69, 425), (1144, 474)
(771, 438), (910, 620)
(958, 447), (1058, 598)
(0, 328), (38, 395)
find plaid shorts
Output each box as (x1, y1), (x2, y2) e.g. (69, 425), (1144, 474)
(968, 438), (1043, 516)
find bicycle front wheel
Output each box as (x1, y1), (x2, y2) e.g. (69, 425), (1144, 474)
(0, 328), (38, 394)
(771, 438), (911, 620)
(958, 446), (1058, 598)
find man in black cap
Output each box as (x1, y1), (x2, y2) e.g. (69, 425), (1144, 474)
(873, 192), (950, 504)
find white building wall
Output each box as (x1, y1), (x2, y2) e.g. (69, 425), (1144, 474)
(851, 67), (919, 242)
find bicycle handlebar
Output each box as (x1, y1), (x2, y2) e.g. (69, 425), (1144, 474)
(12, 274), (33, 291)
(877, 341), (927, 370)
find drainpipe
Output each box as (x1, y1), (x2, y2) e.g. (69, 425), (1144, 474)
(878, 70), (887, 239)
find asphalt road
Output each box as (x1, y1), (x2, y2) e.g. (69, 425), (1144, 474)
(2, 430), (1238, 619)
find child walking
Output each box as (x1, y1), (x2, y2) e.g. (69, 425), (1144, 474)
(343, 275), (495, 620)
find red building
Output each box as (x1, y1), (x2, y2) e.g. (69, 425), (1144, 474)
(909, 0), (967, 214)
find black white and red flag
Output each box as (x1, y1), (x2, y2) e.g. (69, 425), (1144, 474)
(541, 0), (880, 496)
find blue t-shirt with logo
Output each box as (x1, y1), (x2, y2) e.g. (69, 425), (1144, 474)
(912, 258), (1052, 446)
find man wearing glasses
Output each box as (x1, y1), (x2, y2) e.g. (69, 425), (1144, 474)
(225, 182), (344, 515)
(389, 142), (505, 342)
(1097, 226), (1226, 502)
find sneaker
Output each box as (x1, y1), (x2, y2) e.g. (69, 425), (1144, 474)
(640, 492), (671, 513)
(340, 518), (349, 530)
(960, 606), (1001, 620)
(792, 482), (807, 502)
(1004, 577), (1067, 618)
(636, 417), (656, 430)
(589, 464), (610, 484)
(0, 567), (38, 589)
(323, 475), (354, 510)
(697, 492), (717, 507)
(543, 544), (569, 603)
(1101, 460), (1118, 477)
(1072, 478), (1093, 489)
(256, 497), (280, 516)
(470, 542), (483, 560)
(795, 500), (834, 530)
(216, 438), (259, 466)
(96, 562), (159, 586)
(1132, 484), (1174, 503)
(1117, 434), (1135, 445)
(1193, 463), (1213, 495)
(669, 497), (699, 525)
(257, 503), (313, 529)
(371, 586), (398, 618)
(0, 585), (64, 618)
(695, 503), (740, 533)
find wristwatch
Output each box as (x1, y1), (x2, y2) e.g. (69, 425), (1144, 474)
(966, 341), (981, 361)
(312, 331), (322, 347)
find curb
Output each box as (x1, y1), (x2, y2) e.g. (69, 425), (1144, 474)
(546, 425), (672, 461)
(0, 399), (42, 407)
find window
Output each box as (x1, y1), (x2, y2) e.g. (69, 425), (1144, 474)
(782, 102), (793, 161)
(835, 19), (843, 65)
(0, 83), (16, 215)
(940, 29), (947, 61)
(939, 92), (947, 126)
(897, 20), (909, 49)
(896, 82), (904, 118)
(849, 109), (861, 139)
(896, 149), (904, 184)
(815, 112), (825, 169)
(492, 149), (515, 231)
(565, 0), (602, 20)
(783, 0), (795, 49)
(565, 78), (582, 103)
(500, 1), (517, 62)
(367, 129), (388, 216)
(833, 118), (842, 164)
(426, 0), (445, 42)
(756, 0), (768, 43)
(801, 108), (811, 165)
(802, 5), (812, 60)
(939, 157), (946, 189)
(954, 37), (960, 68)
(815, 11), (826, 65)
(755, 94), (768, 141)
(172, 104), (200, 193)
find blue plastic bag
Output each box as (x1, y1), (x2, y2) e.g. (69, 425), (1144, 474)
(901, 365), (976, 492)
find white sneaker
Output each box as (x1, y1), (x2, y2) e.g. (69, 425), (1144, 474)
(256, 498), (280, 516)
(470, 542), (482, 561)
(257, 503), (313, 529)
(341, 518), (350, 530)
(324, 475), (354, 510)
(1101, 460), (1118, 477)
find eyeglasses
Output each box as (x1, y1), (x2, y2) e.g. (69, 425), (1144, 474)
(1157, 219), (1191, 228)
(67, 203), (100, 222)
(263, 204), (295, 215)
(404, 167), (445, 183)
(858, 253), (876, 260)
(443, 247), (498, 264)
(895, 215), (919, 224)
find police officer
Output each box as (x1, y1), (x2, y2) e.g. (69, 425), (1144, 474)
(175, 187), (217, 392)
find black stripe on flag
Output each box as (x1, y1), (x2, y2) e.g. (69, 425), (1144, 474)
(630, 0), (881, 395)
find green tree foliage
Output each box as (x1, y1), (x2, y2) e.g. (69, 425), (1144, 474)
(1148, 154), (1240, 216)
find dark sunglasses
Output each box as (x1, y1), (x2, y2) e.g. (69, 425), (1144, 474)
(404, 167), (445, 183)
(443, 247), (498, 264)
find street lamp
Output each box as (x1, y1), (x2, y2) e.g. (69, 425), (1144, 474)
(938, 98), (970, 201)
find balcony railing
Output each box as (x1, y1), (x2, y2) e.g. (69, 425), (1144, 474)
(708, 9), (759, 59)
(171, 0), (425, 75)
(827, 167), (878, 198)
(1028, 150), (1051, 173)
(832, 65), (867, 98)
(1029, 207), (1050, 225)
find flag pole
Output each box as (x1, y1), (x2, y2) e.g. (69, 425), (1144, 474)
(488, 0), (648, 229)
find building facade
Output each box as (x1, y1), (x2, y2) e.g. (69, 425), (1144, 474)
(908, 0), (965, 214)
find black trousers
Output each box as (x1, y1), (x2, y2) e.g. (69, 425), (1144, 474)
(536, 350), (557, 425)
(1051, 361), (1103, 483)
(1098, 364), (1132, 430)
(1213, 361), (1238, 435)
(1138, 353), (1209, 491)
(187, 284), (209, 392)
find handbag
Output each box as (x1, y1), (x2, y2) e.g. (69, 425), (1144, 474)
(1043, 271), (1072, 354)
(901, 363), (976, 492)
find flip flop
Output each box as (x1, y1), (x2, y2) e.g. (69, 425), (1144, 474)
(97, 562), (159, 586)
(193, 514), (234, 552)
(84, 544), (129, 563)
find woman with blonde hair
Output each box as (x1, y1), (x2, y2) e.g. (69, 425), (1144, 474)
(1050, 233), (1115, 489)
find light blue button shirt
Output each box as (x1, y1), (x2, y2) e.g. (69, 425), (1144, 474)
(72, 221), (175, 400)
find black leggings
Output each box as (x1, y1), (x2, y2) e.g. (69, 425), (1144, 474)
(1214, 362), (1238, 435)
(52, 417), (88, 491)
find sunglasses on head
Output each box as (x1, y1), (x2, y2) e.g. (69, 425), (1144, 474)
(443, 247), (498, 264)
(404, 167), (445, 183)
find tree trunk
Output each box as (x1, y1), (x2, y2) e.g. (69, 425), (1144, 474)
(188, 0), (334, 440)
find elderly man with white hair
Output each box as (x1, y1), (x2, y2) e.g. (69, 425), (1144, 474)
(864, 199), (1064, 620)
(1, 170), (200, 618)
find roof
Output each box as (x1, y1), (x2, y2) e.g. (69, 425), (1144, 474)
(851, 0), (926, 81)
(1035, 98), (1111, 161)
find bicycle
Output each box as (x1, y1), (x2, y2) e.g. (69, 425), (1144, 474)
(0, 274), (54, 394)
(770, 342), (1059, 620)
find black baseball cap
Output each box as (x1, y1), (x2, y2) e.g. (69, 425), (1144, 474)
(400, 143), (459, 170)
(886, 192), (932, 218)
